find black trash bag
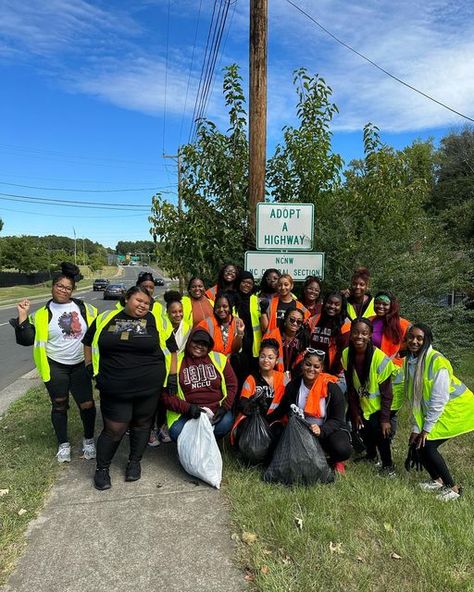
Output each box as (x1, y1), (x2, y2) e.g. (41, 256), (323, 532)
(263, 414), (334, 485)
(238, 410), (273, 464)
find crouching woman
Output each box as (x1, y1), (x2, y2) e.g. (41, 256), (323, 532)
(162, 328), (238, 441)
(273, 349), (352, 472)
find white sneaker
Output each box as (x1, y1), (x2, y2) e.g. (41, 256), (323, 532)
(147, 429), (161, 448)
(57, 442), (71, 463)
(158, 426), (172, 443)
(419, 480), (443, 491)
(82, 438), (96, 460)
(436, 487), (461, 502)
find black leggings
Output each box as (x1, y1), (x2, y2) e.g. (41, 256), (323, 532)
(44, 359), (95, 444)
(96, 392), (159, 469)
(320, 429), (352, 463)
(361, 411), (393, 467)
(419, 439), (454, 487)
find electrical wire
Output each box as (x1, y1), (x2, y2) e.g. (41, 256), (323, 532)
(0, 181), (172, 193)
(0, 205), (148, 219)
(0, 192), (151, 210)
(285, 0), (474, 123)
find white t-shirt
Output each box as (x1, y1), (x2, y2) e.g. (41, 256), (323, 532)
(297, 381), (326, 426)
(46, 301), (87, 364)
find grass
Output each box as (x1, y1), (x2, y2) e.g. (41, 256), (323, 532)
(0, 266), (120, 303)
(224, 366), (474, 592)
(0, 386), (83, 585)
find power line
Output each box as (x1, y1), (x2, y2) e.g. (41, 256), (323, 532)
(178, 0), (204, 146)
(162, 0), (172, 154)
(0, 192), (151, 210)
(0, 205), (147, 219)
(285, 0), (474, 123)
(0, 181), (173, 193)
(0, 171), (172, 185)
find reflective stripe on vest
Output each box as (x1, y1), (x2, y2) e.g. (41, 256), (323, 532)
(250, 295), (262, 358)
(166, 350), (228, 428)
(406, 347), (474, 440)
(346, 298), (376, 321)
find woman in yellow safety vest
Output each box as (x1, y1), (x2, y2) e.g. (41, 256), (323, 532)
(342, 318), (398, 476)
(346, 267), (376, 320)
(11, 262), (97, 465)
(181, 277), (214, 327)
(404, 323), (474, 502)
(83, 286), (176, 491)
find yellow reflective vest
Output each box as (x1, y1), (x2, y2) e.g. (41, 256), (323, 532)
(115, 299), (172, 351)
(341, 346), (398, 419)
(404, 348), (474, 440)
(30, 300), (97, 382)
(166, 350), (228, 428)
(346, 297), (376, 321)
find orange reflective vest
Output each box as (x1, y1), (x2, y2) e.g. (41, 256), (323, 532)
(266, 295), (310, 332)
(197, 315), (238, 357)
(307, 314), (351, 372)
(230, 371), (289, 445)
(302, 373), (338, 419)
(377, 317), (411, 367)
(263, 327), (304, 373)
(205, 285), (218, 301)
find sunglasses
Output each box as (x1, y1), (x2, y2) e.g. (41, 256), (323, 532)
(288, 317), (303, 326)
(305, 347), (326, 359)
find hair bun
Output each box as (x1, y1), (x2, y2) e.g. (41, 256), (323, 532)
(60, 262), (82, 281)
(163, 290), (182, 304)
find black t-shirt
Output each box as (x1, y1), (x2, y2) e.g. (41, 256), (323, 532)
(83, 311), (165, 398)
(265, 299), (294, 324)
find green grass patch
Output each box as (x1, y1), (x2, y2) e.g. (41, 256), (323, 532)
(224, 399), (474, 591)
(0, 386), (83, 585)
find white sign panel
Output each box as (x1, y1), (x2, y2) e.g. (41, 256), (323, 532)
(245, 251), (324, 280)
(256, 203), (314, 250)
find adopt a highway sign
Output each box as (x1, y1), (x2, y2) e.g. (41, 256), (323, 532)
(245, 251), (324, 280)
(257, 203), (314, 250)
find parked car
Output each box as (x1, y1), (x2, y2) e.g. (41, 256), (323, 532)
(103, 284), (126, 300)
(93, 278), (109, 291)
(154, 276), (165, 286)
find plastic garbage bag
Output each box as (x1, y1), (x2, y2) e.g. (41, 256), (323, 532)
(263, 413), (334, 486)
(177, 413), (223, 488)
(238, 410), (273, 464)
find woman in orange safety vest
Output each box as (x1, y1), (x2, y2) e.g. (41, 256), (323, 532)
(197, 291), (245, 358)
(260, 273), (310, 333)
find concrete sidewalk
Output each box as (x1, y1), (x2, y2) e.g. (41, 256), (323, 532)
(1, 437), (246, 592)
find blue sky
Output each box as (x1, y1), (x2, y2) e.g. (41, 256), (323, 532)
(1, 0), (473, 248)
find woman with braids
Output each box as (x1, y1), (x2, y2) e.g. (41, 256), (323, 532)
(300, 276), (323, 318)
(181, 277), (214, 327)
(11, 262), (97, 463)
(307, 292), (351, 376)
(264, 306), (308, 379)
(83, 286), (177, 490)
(342, 318), (398, 476)
(230, 338), (289, 448)
(346, 267), (375, 320)
(205, 263), (240, 301)
(403, 323), (474, 501)
(257, 268), (281, 300)
(260, 274), (309, 333)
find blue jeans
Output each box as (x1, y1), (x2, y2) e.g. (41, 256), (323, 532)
(169, 410), (234, 442)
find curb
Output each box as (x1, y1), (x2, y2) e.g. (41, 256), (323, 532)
(0, 368), (41, 417)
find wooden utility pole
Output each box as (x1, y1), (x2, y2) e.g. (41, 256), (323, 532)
(163, 151), (184, 292)
(249, 0), (268, 238)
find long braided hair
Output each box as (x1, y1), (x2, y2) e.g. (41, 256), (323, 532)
(346, 318), (374, 395)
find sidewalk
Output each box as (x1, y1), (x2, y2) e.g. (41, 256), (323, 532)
(1, 436), (246, 592)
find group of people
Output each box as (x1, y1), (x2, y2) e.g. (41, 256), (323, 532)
(11, 262), (474, 501)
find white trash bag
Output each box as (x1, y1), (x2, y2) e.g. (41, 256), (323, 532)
(177, 413), (223, 489)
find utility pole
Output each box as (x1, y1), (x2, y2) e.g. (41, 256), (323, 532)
(163, 150), (184, 292)
(249, 0), (268, 239)
(73, 227), (77, 266)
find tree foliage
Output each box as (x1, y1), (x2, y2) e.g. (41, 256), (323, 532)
(115, 240), (156, 255)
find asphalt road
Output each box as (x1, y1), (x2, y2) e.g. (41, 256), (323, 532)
(0, 266), (168, 392)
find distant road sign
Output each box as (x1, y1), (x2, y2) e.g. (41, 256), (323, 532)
(257, 203), (314, 250)
(245, 251), (324, 280)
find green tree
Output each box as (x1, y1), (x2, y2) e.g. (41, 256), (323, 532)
(149, 64), (249, 282)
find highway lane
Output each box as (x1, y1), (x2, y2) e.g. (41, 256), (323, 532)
(0, 266), (168, 392)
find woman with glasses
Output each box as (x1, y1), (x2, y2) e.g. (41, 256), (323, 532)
(205, 263), (240, 301)
(270, 349), (352, 473)
(11, 262), (97, 464)
(263, 307), (308, 379)
(260, 274), (309, 333)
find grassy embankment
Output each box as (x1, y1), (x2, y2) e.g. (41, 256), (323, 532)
(0, 355), (473, 589)
(0, 266), (119, 303)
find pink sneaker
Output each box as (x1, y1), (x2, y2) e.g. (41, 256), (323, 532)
(147, 429), (160, 448)
(333, 462), (346, 474)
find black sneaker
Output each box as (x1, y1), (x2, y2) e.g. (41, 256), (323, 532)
(379, 464), (396, 478)
(94, 468), (111, 490)
(354, 454), (378, 464)
(125, 460), (141, 482)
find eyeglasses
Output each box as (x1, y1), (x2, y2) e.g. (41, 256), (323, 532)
(305, 347), (326, 359)
(55, 284), (73, 293)
(288, 317), (303, 326)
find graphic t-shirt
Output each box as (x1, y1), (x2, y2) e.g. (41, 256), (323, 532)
(252, 373), (275, 413)
(46, 301), (87, 364)
(83, 311), (165, 398)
